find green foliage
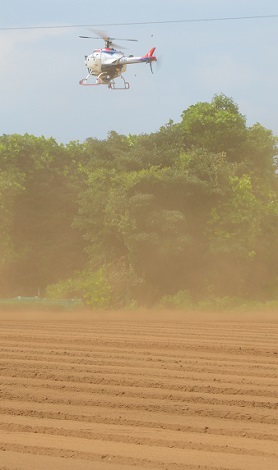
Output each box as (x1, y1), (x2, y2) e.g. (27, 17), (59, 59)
(180, 94), (247, 160)
(46, 268), (111, 308)
(208, 174), (262, 257)
(46, 259), (140, 309)
(0, 95), (277, 310)
(244, 123), (277, 175)
(0, 134), (86, 296)
(206, 173), (278, 297)
(158, 290), (192, 310)
(196, 296), (245, 312)
(0, 297), (82, 311)
(104, 257), (141, 309)
(0, 167), (25, 293)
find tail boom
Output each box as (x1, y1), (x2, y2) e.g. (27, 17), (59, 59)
(118, 47), (156, 65)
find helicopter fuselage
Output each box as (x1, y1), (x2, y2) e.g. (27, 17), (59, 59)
(85, 48), (127, 79)
(80, 46), (156, 88)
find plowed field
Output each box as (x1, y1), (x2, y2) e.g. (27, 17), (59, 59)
(0, 311), (277, 470)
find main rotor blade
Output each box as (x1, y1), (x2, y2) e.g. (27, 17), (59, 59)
(110, 38), (138, 42)
(79, 36), (126, 49)
(79, 35), (99, 39)
(88, 29), (138, 42)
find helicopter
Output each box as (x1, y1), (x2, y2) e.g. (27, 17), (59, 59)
(79, 31), (157, 90)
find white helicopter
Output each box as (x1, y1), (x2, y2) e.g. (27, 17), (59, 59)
(79, 31), (157, 89)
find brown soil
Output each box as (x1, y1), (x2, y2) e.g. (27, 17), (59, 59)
(0, 310), (277, 470)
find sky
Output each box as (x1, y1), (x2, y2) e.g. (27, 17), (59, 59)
(1, 0), (278, 144)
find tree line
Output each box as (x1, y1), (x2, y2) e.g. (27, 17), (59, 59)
(1, 95), (277, 309)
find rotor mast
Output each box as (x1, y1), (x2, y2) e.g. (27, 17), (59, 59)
(104, 37), (113, 48)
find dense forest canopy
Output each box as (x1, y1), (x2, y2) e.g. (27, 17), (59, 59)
(0, 95), (277, 309)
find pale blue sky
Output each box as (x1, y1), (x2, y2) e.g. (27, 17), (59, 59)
(1, 0), (278, 143)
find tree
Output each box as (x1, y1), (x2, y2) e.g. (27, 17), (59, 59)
(0, 168), (24, 294)
(206, 174), (278, 297)
(180, 94), (247, 161)
(0, 134), (86, 296)
(0, 95), (277, 306)
(244, 123), (277, 176)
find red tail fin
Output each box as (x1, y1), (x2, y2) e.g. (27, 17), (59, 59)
(146, 47), (156, 57)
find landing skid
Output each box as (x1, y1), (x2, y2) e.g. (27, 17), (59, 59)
(109, 78), (130, 90)
(79, 79), (100, 86)
(79, 74), (130, 90)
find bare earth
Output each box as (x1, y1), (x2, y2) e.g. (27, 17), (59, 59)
(0, 310), (277, 470)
